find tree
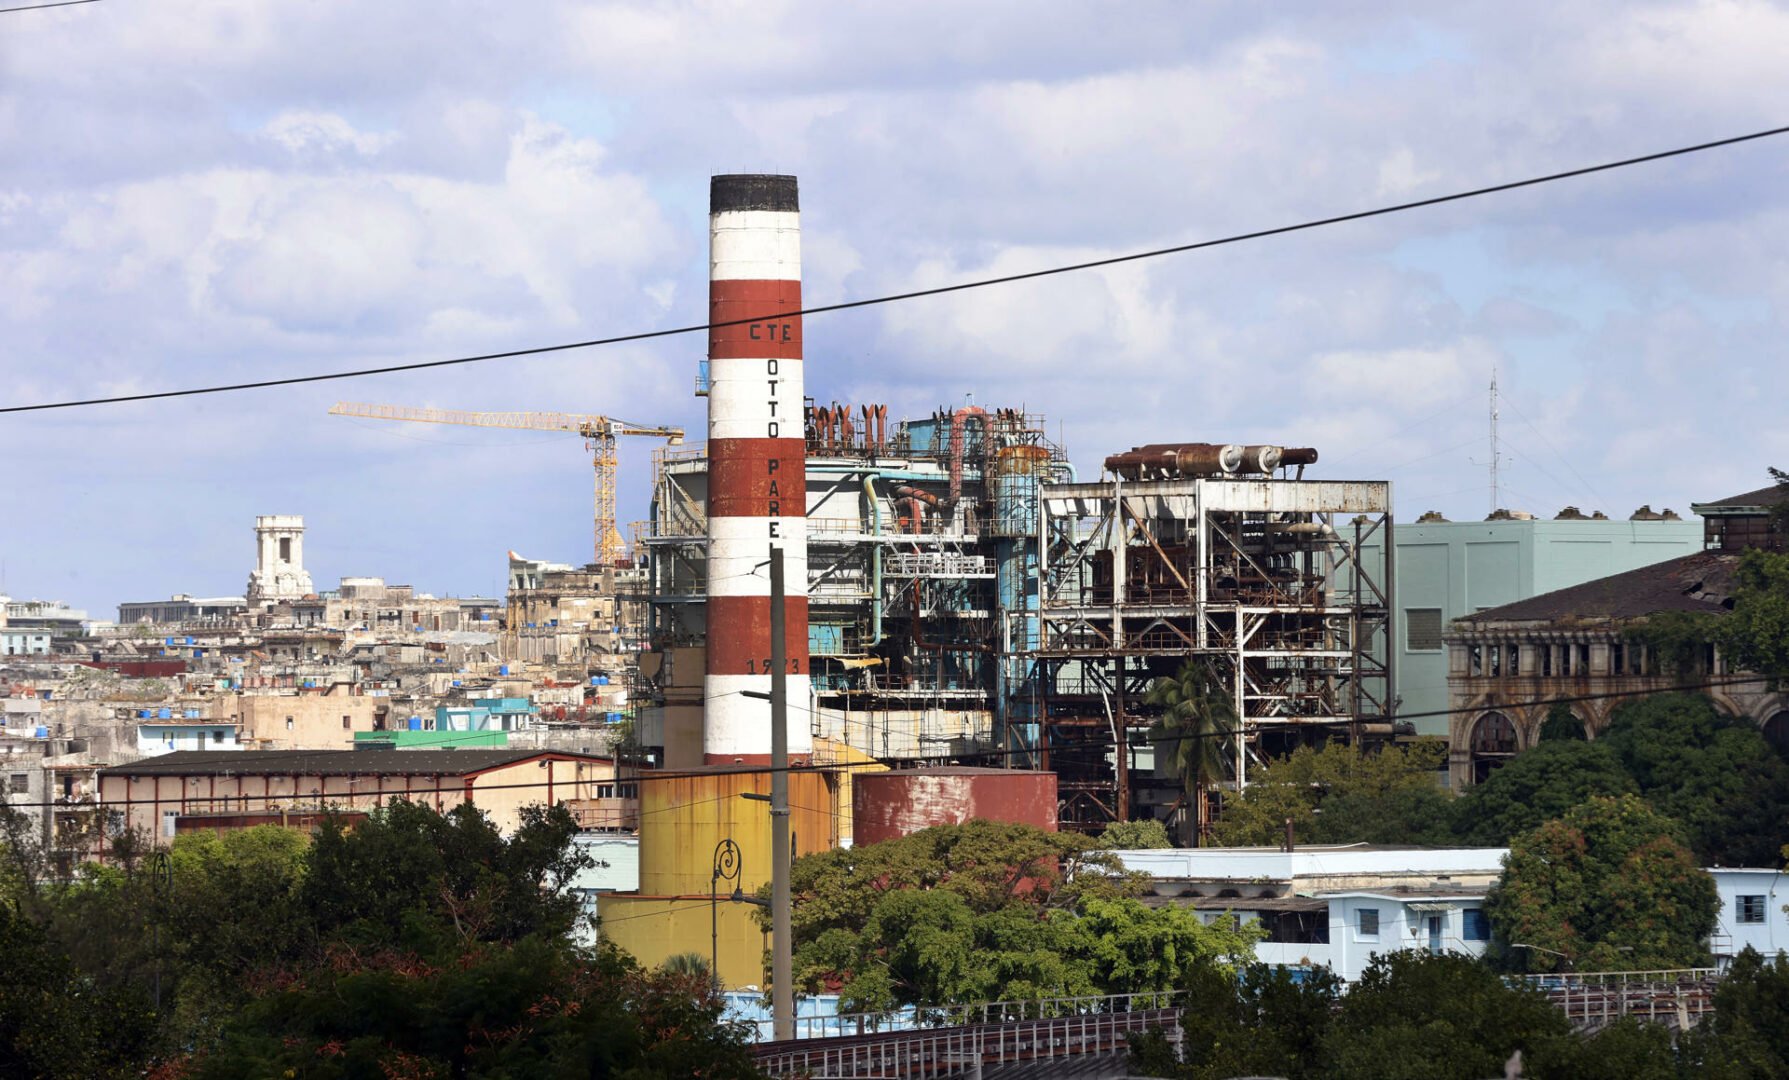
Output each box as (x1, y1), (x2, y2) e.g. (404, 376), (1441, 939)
(1145, 660), (1235, 841)
(1096, 819), (1172, 849)
(1674, 946), (1789, 1077)
(1485, 795), (1717, 972)
(0, 903), (155, 1080)
(300, 800), (590, 948)
(1211, 738), (1452, 847)
(770, 820), (1259, 1012)
(1326, 952), (1572, 1080)
(1132, 962), (1343, 1080)
(174, 938), (765, 1080)
(1451, 739), (1636, 846)
(1598, 693), (1789, 866)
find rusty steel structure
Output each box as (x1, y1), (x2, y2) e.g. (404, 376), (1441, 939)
(633, 399), (1070, 769)
(1016, 444), (1394, 831)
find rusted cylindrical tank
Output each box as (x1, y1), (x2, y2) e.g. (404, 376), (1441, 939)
(852, 767), (1058, 846)
(989, 445), (1052, 535)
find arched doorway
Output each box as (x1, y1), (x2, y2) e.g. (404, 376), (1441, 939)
(1764, 712), (1789, 755)
(1470, 711), (1519, 784)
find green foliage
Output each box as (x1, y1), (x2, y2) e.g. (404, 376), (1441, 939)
(301, 799), (589, 948)
(1452, 740), (1637, 846)
(1449, 694), (1789, 865)
(0, 903), (156, 1080)
(1138, 953), (1595, 1080)
(181, 937), (763, 1080)
(1710, 548), (1789, 681)
(1598, 693), (1789, 866)
(1211, 738), (1451, 847)
(774, 820), (1259, 1012)
(1096, 819), (1172, 849)
(1171, 962), (1342, 1080)
(1327, 952), (1569, 1080)
(1537, 703), (1587, 741)
(1485, 795), (1718, 972)
(1145, 660), (1235, 829)
(0, 799), (702, 1077)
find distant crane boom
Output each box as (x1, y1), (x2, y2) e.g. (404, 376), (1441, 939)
(329, 401), (683, 567)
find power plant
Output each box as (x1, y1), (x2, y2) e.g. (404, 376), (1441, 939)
(626, 174), (1397, 835)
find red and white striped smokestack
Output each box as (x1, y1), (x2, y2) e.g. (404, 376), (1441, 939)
(705, 174), (811, 765)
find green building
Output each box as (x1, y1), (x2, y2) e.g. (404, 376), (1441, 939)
(1365, 510), (1702, 735)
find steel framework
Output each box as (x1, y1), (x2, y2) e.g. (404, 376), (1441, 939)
(1024, 476), (1394, 830)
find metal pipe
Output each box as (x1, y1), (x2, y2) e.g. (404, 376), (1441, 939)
(948, 406), (988, 507)
(1281, 447), (1319, 467)
(1239, 445), (1283, 473)
(1103, 443), (1242, 479)
(862, 473), (883, 647)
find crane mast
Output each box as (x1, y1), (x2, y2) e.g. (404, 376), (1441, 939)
(328, 402), (683, 566)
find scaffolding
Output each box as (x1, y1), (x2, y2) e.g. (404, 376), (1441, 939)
(1024, 472), (1394, 831)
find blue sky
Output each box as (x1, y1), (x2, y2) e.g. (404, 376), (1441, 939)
(5, 1), (1789, 616)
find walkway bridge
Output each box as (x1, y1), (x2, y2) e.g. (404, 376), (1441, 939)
(751, 970), (1725, 1077)
(753, 993), (1178, 1078)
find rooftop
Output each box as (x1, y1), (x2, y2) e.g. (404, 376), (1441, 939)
(99, 747), (611, 777)
(1691, 483), (1789, 511)
(1453, 550), (1739, 626)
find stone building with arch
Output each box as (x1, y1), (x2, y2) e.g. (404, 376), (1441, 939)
(1442, 548), (1789, 789)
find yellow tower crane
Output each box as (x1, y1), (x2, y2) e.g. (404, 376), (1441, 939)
(328, 402), (684, 567)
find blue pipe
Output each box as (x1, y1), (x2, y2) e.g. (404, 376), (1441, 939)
(862, 473), (883, 647)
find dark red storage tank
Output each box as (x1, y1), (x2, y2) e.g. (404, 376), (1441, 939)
(853, 767), (1057, 846)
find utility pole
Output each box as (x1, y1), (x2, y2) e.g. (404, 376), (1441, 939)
(769, 547), (793, 1041)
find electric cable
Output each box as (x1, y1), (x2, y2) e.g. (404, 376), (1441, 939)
(0, 0), (100, 12)
(94, 671), (1775, 807)
(8, 123), (1789, 415)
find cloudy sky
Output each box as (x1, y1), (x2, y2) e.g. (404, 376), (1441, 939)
(5, 0), (1788, 616)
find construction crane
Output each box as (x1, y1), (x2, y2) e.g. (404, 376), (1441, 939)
(329, 402), (684, 567)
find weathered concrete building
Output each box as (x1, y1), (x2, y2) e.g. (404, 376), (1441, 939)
(1443, 483), (1789, 787)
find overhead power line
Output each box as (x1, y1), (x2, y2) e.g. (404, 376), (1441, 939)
(99, 673), (1768, 807)
(0, 0), (100, 13)
(6, 123), (1789, 416)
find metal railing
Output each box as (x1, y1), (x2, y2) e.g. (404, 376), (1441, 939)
(764, 991), (1177, 1042)
(1517, 968), (1722, 1031)
(755, 994), (1180, 1077)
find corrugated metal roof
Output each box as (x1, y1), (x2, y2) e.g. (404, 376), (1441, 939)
(1453, 550), (1739, 626)
(98, 747), (611, 778)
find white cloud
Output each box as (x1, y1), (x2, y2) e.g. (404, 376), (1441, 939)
(262, 110), (399, 156)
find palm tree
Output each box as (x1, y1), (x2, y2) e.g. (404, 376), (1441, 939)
(660, 951), (718, 991)
(1145, 660), (1235, 844)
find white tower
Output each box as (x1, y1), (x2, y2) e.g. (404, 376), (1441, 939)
(246, 515), (315, 607)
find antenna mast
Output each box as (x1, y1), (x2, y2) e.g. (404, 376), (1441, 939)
(1488, 365), (1501, 515)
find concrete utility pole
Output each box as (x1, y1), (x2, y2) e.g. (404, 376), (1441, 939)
(769, 547), (794, 1041)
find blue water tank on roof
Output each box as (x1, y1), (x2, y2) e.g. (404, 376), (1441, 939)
(158, 708), (171, 719)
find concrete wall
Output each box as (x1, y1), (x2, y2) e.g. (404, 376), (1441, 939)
(1363, 518), (1701, 734)
(228, 693), (380, 749)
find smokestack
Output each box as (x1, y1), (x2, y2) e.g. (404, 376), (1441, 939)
(704, 175), (812, 765)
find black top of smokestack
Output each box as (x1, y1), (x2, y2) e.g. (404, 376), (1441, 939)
(711, 174), (798, 214)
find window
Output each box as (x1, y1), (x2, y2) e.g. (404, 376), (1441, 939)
(279, 537), (292, 563)
(7, 774), (27, 794)
(286, 718), (294, 730)
(1738, 895), (1767, 924)
(596, 784), (616, 799)
(212, 731), (223, 744)
(342, 716), (351, 729)
(1356, 908), (1380, 939)
(1463, 908), (1490, 941)
(1405, 609), (1443, 652)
